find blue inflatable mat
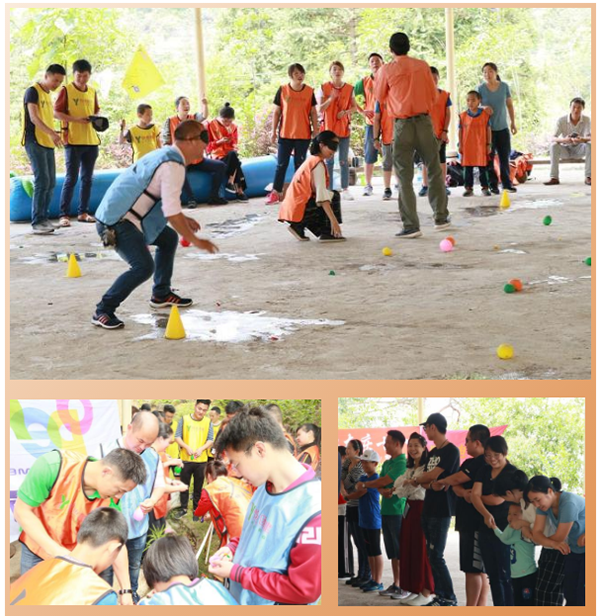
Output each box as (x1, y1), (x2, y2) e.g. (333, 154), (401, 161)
(9, 154), (295, 221)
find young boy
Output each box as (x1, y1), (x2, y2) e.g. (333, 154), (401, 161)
(119, 104), (161, 163)
(459, 91), (493, 197)
(10, 508), (128, 605)
(493, 503), (538, 606)
(207, 405), (321, 605)
(345, 449), (383, 593)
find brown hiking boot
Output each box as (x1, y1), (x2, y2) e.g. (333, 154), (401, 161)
(544, 178), (560, 186)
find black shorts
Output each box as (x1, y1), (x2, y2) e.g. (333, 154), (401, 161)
(361, 527), (382, 557)
(414, 140), (447, 165)
(459, 530), (485, 573)
(381, 515), (402, 560)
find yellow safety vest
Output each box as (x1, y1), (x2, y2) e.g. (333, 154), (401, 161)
(207, 421), (223, 458)
(166, 419), (180, 460)
(22, 83), (57, 149)
(63, 82), (100, 145)
(129, 124), (160, 162)
(180, 415), (212, 463)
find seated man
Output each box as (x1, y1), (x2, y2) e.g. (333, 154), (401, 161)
(544, 97), (591, 186)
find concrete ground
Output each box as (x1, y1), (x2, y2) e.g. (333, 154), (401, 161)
(10, 164), (591, 380)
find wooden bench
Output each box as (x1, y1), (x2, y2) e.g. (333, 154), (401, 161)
(530, 157), (585, 165)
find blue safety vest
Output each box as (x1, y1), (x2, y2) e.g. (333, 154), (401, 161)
(230, 477), (321, 605)
(95, 146), (185, 243)
(138, 578), (238, 605)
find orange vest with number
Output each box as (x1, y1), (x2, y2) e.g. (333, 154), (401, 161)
(204, 476), (253, 545)
(279, 84), (314, 140)
(63, 82), (100, 145)
(9, 556), (116, 605)
(297, 445), (320, 471)
(321, 82), (354, 138)
(362, 75), (376, 126)
(19, 450), (113, 560)
(278, 155), (329, 223)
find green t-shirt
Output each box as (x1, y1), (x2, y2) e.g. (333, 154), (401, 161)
(494, 526), (537, 578)
(17, 450), (120, 510)
(380, 454), (407, 516)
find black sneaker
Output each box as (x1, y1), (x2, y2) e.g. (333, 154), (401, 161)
(183, 200), (198, 209)
(207, 196), (228, 205)
(505, 186), (517, 193)
(288, 224), (310, 242)
(172, 508), (187, 520)
(91, 312), (124, 329)
(318, 234), (347, 242)
(435, 220), (452, 231)
(395, 228), (423, 239)
(462, 188), (474, 197)
(192, 515), (199, 522)
(490, 187), (500, 195)
(383, 187), (393, 200)
(225, 182), (237, 194)
(418, 185), (428, 197)
(149, 292), (193, 309)
(236, 192), (249, 202)
(352, 577), (371, 588)
(338, 572), (354, 579)
(481, 187), (491, 196)
(346, 576), (360, 586)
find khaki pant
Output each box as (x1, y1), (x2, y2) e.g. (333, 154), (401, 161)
(393, 115), (449, 230)
(549, 142), (591, 179)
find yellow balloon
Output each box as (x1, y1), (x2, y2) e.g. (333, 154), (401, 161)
(497, 344), (514, 360)
(382, 247), (393, 256)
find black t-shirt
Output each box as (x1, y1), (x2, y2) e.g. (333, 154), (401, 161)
(23, 86), (44, 146)
(474, 462), (517, 530)
(273, 85), (317, 107)
(455, 454), (487, 531)
(422, 441), (460, 518)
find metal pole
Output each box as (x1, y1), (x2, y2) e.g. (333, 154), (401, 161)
(194, 8), (206, 102)
(445, 8), (458, 157)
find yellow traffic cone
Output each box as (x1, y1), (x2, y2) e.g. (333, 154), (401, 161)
(499, 190), (511, 209)
(66, 253), (82, 278)
(165, 305), (186, 340)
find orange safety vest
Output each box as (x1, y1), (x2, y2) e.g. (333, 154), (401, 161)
(459, 108), (491, 167)
(430, 89), (450, 139)
(206, 119), (237, 159)
(9, 556), (116, 605)
(297, 445), (320, 472)
(204, 476), (253, 546)
(378, 100), (395, 146)
(285, 432), (298, 457)
(168, 114), (207, 164)
(19, 450), (113, 560)
(278, 155), (329, 223)
(279, 84), (315, 140)
(362, 75), (376, 126)
(321, 82), (354, 138)
(153, 451), (170, 519)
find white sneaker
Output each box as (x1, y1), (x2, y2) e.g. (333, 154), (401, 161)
(342, 190), (354, 201)
(391, 590), (414, 601)
(363, 184), (373, 196)
(32, 223), (54, 235)
(406, 593), (436, 606)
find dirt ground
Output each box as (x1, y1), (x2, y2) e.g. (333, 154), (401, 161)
(10, 165), (591, 380)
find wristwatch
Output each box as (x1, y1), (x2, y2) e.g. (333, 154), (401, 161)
(118, 589), (133, 595)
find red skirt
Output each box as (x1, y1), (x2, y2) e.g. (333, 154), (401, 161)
(399, 499), (435, 594)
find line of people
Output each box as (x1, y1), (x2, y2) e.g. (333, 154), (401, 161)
(339, 413), (585, 606)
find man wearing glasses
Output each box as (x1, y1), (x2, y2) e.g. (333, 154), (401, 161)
(93, 120), (218, 329)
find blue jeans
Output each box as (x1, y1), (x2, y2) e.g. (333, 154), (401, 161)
(326, 136), (350, 190)
(59, 144), (99, 216)
(24, 141), (56, 226)
(99, 533), (147, 604)
(273, 138), (311, 192)
(20, 542), (43, 575)
(364, 124), (379, 165)
(183, 157), (227, 202)
(480, 526), (514, 605)
(421, 516), (457, 604)
(96, 221), (178, 316)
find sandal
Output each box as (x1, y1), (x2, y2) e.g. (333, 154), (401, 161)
(77, 213), (96, 223)
(59, 216), (71, 227)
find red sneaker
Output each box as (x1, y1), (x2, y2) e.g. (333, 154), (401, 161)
(265, 191), (280, 205)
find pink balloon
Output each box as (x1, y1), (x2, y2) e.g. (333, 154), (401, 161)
(439, 239), (454, 252)
(133, 507), (145, 521)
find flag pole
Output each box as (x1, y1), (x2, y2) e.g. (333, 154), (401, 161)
(194, 8), (206, 102)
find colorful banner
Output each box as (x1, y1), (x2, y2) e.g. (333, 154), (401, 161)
(338, 425), (508, 464)
(9, 400), (122, 542)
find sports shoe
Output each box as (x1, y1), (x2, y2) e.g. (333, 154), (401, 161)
(481, 188), (491, 196)
(192, 515), (200, 522)
(505, 186), (517, 193)
(265, 190), (280, 205)
(342, 189), (354, 201)
(379, 585), (401, 597)
(418, 185), (428, 197)
(435, 220), (452, 231)
(363, 184), (373, 196)
(346, 576), (361, 586)
(362, 581), (384, 593)
(183, 200), (198, 209)
(91, 312), (124, 330)
(490, 187), (500, 195)
(207, 196), (228, 205)
(149, 292), (193, 309)
(318, 234), (346, 242)
(406, 593), (436, 606)
(395, 228), (422, 239)
(225, 182), (237, 194)
(396, 592), (418, 604)
(172, 508), (187, 520)
(462, 188), (474, 197)
(288, 224), (310, 242)
(236, 191), (249, 202)
(32, 222), (54, 234)
(338, 572), (354, 579)
(383, 187), (393, 200)
(357, 578), (374, 589)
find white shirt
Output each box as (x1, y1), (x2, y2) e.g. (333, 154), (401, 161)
(554, 113), (592, 138)
(393, 466), (427, 501)
(312, 161), (334, 204)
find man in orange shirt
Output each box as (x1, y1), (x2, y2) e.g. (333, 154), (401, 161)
(374, 33), (450, 239)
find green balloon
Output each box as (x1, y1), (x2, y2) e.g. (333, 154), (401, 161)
(22, 179), (34, 198)
(504, 283), (516, 294)
(585, 257), (591, 266)
(543, 215), (552, 226)
(10, 171), (16, 178)
(175, 466), (182, 473)
(329, 270), (336, 276)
